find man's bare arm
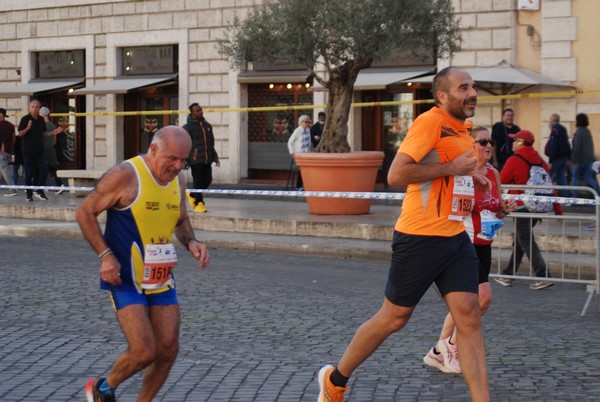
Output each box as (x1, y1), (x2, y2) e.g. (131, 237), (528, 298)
(388, 150), (477, 188)
(75, 164), (135, 255)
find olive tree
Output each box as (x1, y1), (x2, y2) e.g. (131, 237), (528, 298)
(218, 0), (461, 152)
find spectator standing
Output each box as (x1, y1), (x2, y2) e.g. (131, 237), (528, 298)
(287, 114), (312, 190)
(570, 113), (599, 198)
(495, 130), (559, 290)
(544, 113), (571, 197)
(39, 107), (65, 194)
(491, 108), (521, 171)
(311, 111), (326, 147)
(0, 108), (16, 196)
(17, 100), (61, 202)
(317, 67), (491, 402)
(182, 103), (220, 214)
(423, 126), (517, 374)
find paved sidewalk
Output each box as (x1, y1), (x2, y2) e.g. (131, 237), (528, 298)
(1, 237), (599, 401)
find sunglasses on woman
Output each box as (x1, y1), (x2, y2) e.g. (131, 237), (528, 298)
(475, 139), (496, 146)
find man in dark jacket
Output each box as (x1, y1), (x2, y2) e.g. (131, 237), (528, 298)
(491, 108), (521, 171)
(495, 130), (559, 290)
(182, 103), (219, 213)
(544, 113), (571, 197)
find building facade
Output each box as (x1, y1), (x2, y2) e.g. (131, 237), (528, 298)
(0, 0), (598, 184)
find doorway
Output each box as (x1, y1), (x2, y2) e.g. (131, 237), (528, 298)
(123, 86), (178, 159)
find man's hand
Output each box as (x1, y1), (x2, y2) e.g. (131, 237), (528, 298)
(188, 240), (210, 270)
(450, 150), (477, 176)
(472, 173), (492, 194)
(100, 255), (122, 285)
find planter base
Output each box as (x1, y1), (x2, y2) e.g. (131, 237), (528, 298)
(294, 151), (385, 215)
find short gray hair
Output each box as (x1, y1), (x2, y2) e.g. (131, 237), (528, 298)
(298, 115), (311, 125)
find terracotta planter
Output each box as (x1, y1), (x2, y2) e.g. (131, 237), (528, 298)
(294, 151), (385, 215)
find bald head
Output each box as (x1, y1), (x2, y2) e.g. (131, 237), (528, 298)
(150, 125), (191, 151)
(146, 125), (192, 184)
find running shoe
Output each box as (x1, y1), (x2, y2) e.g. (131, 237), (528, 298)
(529, 280), (554, 290)
(34, 191), (48, 201)
(423, 346), (453, 373)
(4, 190), (17, 196)
(194, 201), (207, 213)
(85, 378), (116, 402)
(318, 365), (349, 402)
(55, 185), (66, 195)
(493, 277), (513, 287)
(436, 337), (461, 374)
(26, 196), (33, 202)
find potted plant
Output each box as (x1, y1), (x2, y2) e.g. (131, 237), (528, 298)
(218, 0), (460, 214)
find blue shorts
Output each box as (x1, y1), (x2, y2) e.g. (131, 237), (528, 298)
(109, 286), (179, 311)
(384, 231), (478, 307)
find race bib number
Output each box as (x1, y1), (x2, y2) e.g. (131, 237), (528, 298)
(449, 175), (475, 222)
(142, 243), (177, 290)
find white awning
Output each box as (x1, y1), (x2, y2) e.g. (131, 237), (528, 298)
(237, 70), (311, 84)
(72, 74), (177, 95)
(0, 79), (84, 96)
(312, 67), (434, 91)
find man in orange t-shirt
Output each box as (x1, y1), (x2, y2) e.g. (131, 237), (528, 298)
(318, 67), (491, 402)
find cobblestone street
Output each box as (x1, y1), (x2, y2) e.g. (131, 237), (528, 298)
(1, 236), (599, 401)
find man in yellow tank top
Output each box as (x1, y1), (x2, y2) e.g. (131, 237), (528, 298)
(318, 67), (492, 402)
(77, 126), (210, 402)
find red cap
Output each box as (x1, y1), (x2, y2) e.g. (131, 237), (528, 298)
(509, 129), (535, 144)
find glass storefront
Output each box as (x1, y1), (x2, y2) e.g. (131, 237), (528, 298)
(247, 83), (313, 179)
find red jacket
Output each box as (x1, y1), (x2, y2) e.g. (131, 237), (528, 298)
(500, 146), (562, 214)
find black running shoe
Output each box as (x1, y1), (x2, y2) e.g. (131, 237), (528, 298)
(34, 191), (48, 201)
(85, 378), (116, 402)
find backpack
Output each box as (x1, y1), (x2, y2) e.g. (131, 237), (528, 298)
(515, 155), (554, 213)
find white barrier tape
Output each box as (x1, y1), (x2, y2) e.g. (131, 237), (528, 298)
(1, 184), (598, 205)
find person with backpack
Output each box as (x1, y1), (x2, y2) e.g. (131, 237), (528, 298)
(495, 130), (562, 290)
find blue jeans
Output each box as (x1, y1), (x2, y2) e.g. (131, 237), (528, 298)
(572, 162), (600, 198)
(550, 158), (569, 197)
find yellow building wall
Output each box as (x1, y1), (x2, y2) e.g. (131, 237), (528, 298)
(573, 0), (600, 158)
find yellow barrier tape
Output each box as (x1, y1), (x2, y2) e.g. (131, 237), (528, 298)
(6, 88), (600, 118)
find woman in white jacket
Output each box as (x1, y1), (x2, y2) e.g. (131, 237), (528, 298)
(287, 115), (312, 189)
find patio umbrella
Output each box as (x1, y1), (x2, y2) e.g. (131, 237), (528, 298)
(401, 60), (574, 96)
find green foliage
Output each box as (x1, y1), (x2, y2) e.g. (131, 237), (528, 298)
(218, 0), (461, 152)
(219, 0), (460, 85)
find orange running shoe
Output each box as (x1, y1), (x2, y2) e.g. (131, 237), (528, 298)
(318, 365), (349, 402)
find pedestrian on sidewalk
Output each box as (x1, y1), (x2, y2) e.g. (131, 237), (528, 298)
(495, 129), (561, 290)
(317, 67), (491, 402)
(287, 114), (312, 190)
(544, 113), (571, 197)
(76, 126), (210, 402)
(39, 107), (65, 194)
(570, 113), (600, 198)
(182, 103), (220, 214)
(423, 125), (517, 375)
(17, 100), (62, 202)
(0, 108), (16, 196)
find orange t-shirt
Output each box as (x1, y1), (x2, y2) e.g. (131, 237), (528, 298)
(395, 107), (476, 237)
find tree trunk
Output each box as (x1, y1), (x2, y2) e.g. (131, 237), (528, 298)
(315, 73), (356, 153)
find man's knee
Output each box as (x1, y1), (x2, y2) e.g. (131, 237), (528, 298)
(157, 339), (179, 363)
(377, 300), (413, 333)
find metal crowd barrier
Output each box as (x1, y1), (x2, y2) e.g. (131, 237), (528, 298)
(497, 185), (599, 316)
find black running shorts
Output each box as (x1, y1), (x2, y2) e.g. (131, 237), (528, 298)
(384, 231), (478, 307)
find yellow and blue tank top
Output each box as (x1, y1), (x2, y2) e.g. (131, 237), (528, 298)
(102, 155), (181, 294)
